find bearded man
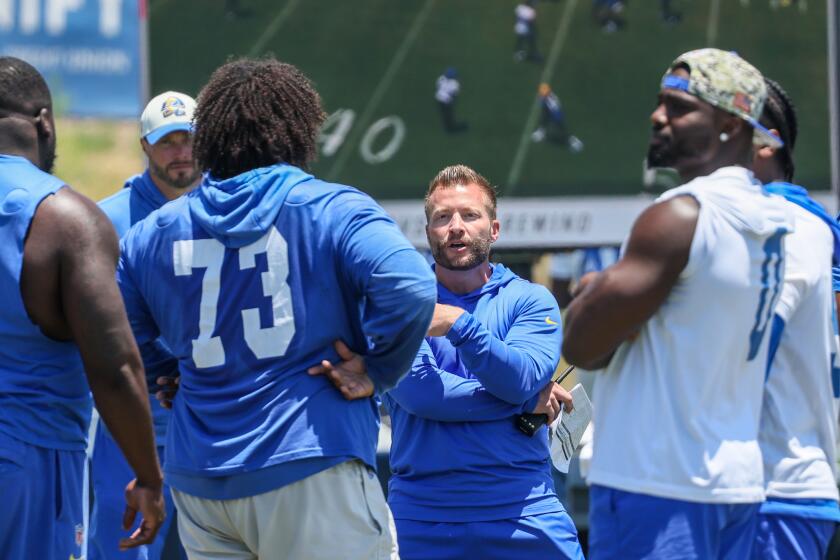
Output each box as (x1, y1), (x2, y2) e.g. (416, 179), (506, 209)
(380, 164), (584, 560)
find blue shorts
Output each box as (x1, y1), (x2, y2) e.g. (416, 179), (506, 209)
(0, 431), (85, 560)
(589, 485), (760, 560)
(753, 513), (837, 560)
(88, 422), (182, 560)
(396, 510), (584, 560)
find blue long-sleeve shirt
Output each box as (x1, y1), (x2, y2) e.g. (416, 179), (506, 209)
(99, 171), (179, 443)
(117, 163), (436, 499)
(383, 263), (564, 522)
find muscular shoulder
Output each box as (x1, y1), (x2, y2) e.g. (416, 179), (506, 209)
(22, 187), (119, 339)
(625, 195), (699, 264)
(35, 187), (118, 256)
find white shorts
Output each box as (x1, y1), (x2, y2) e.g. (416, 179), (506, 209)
(172, 460), (398, 560)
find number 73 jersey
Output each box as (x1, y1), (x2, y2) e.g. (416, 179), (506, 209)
(116, 164), (434, 480)
(587, 166), (796, 504)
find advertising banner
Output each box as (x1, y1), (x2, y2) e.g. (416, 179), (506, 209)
(0, 0), (145, 118)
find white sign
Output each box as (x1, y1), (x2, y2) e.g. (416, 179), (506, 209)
(382, 195), (654, 249)
(383, 192), (838, 250)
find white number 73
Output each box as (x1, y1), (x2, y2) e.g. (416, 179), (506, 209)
(173, 226), (295, 368)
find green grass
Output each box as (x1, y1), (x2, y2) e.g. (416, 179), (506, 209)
(148, 0), (830, 200)
(54, 118), (143, 202)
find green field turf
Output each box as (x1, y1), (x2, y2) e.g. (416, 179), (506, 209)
(149, 0), (830, 201)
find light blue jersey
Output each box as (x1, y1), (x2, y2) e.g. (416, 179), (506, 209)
(753, 182), (840, 559)
(90, 171), (182, 560)
(0, 154), (89, 559)
(117, 163), (436, 500)
(99, 171), (177, 441)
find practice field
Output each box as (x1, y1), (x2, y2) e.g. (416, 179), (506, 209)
(148, 0), (830, 201)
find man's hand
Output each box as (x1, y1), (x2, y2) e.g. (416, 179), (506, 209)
(531, 382), (574, 424)
(119, 479), (165, 550)
(155, 376), (180, 410)
(307, 340), (374, 400)
(427, 303), (466, 337)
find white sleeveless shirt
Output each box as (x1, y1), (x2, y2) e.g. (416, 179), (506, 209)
(588, 166), (795, 503)
(759, 201), (839, 501)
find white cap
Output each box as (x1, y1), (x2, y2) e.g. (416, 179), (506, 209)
(140, 91), (196, 145)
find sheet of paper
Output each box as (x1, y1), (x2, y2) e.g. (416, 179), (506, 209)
(549, 383), (593, 474)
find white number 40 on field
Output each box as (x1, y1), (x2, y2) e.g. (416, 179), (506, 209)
(318, 109), (405, 165)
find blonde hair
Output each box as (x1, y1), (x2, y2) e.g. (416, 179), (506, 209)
(424, 164), (497, 219)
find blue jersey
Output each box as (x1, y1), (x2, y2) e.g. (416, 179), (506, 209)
(0, 154), (89, 450)
(384, 264), (564, 522)
(542, 93), (564, 122)
(99, 171), (178, 443)
(117, 163), (436, 499)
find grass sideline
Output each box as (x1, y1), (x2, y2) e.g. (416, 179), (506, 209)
(54, 118), (144, 202)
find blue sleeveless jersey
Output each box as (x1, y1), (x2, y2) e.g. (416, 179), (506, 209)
(0, 155), (89, 450)
(117, 163), (435, 493)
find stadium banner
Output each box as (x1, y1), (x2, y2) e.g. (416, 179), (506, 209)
(383, 196), (652, 249)
(385, 192), (838, 249)
(0, 0), (146, 118)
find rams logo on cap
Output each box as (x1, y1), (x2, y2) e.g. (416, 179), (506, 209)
(733, 92), (752, 114)
(161, 96), (187, 118)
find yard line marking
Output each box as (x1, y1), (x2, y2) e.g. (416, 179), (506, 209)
(706, 0), (721, 46)
(504, 0), (579, 196)
(248, 0), (302, 58)
(326, 0), (437, 182)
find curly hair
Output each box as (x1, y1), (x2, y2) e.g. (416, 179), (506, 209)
(192, 58), (326, 179)
(760, 77), (798, 182)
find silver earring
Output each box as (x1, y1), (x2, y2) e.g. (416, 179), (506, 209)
(719, 132), (730, 142)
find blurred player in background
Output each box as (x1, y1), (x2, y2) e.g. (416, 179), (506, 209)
(117, 57), (436, 559)
(382, 164), (584, 559)
(0, 56), (164, 559)
(592, 0), (626, 33)
(751, 78), (840, 559)
(435, 67), (466, 133)
(563, 48), (795, 558)
(660, 0), (681, 24)
(89, 90), (200, 560)
(514, 0), (541, 62)
(532, 83), (584, 152)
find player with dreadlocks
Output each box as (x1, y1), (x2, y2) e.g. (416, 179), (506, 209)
(116, 57), (436, 558)
(752, 77), (840, 559)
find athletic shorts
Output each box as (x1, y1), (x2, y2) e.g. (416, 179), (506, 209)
(753, 513), (837, 560)
(173, 460), (397, 560)
(395, 510), (584, 560)
(589, 484), (759, 560)
(0, 430), (85, 560)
